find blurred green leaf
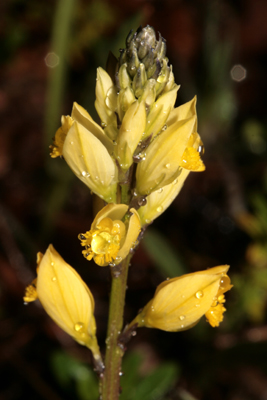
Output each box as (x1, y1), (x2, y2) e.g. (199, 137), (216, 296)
(131, 362), (179, 400)
(143, 229), (187, 278)
(120, 352), (144, 398)
(51, 350), (99, 400)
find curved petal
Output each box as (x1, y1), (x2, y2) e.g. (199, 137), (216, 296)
(37, 245), (95, 344)
(63, 121), (118, 203)
(117, 209), (141, 261)
(136, 116), (196, 195)
(71, 102), (114, 153)
(92, 204), (128, 229)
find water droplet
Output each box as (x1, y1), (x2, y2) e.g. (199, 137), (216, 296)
(195, 303), (200, 307)
(82, 171), (87, 177)
(181, 324), (184, 328)
(70, 141), (74, 145)
(74, 322), (84, 332)
(24, 302), (28, 306)
(162, 124), (167, 131)
(131, 331), (137, 336)
(151, 306), (155, 312)
(179, 315), (185, 321)
(165, 163), (171, 169)
(156, 206), (163, 212)
(119, 371), (124, 376)
(166, 277), (170, 280)
(157, 188), (163, 193)
(172, 179), (178, 185)
(51, 262), (54, 266)
(51, 276), (57, 282)
(195, 290), (204, 299)
(220, 276), (230, 291)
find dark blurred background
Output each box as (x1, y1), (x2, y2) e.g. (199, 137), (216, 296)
(1, 0), (267, 399)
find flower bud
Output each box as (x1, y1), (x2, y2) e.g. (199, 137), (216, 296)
(115, 100), (146, 171)
(79, 204), (141, 267)
(24, 245), (102, 363)
(63, 120), (118, 203)
(131, 266), (232, 332)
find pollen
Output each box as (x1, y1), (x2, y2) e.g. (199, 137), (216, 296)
(180, 147), (205, 172)
(50, 116), (73, 158)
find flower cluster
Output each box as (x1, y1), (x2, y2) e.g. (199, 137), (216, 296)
(24, 26), (231, 362)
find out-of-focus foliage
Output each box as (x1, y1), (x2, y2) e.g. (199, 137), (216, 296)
(1, 0), (267, 399)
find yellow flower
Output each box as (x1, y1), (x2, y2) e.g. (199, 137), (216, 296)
(50, 102), (118, 203)
(79, 204), (141, 267)
(135, 97), (205, 196)
(23, 245), (102, 363)
(137, 124), (205, 225)
(130, 265), (232, 332)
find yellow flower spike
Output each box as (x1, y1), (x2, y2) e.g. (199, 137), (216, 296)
(62, 121), (118, 203)
(116, 100), (147, 171)
(138, 169), (190, 226)
(79, 204), (141, 267)
(136, 115), (196, 195)
(24, 245), (102, 363)
(50, 116), (74, 158)
(143, 84), (180, 141)
(95, 67), (118, 140)
(131, 265), (232, 332)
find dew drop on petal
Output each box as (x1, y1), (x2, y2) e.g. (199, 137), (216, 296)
(156, 206), (163, 212)
(51, 262), (54, 266)
(157, 188), (163, 193)
(181, 324), (184, 328)
(74, 322), (84, 332)
(195, 290), (204, 299)
(51, 276), (57, 282)
(179, 315), (185, 321)
(165, 163), (171, 169)
(82, 171), (87, 177)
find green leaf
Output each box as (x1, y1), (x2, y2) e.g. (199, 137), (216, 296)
(143, 229), (187, 278)
(131, 362), (179, 400)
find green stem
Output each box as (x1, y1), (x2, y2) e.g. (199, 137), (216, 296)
(101, 254), (131, 400)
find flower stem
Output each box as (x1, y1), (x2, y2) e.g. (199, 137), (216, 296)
(101, 254), (131, 400)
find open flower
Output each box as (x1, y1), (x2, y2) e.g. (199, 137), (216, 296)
(23, 245), (102, 364)
(50, 102), (118, 203)
(130, 265), (232, 332)
(79, 204), (141, 267)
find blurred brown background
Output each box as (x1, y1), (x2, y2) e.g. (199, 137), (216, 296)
(1, 0), (267, 399)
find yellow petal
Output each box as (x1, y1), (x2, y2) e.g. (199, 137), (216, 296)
(71, 102), (113, 153)
(167, 96), (197, 130)
(92, 204), (128, 230)
(138, 169), (190, 225)
(116, 101), (147, 171)
(117, 208), (141, 262)
(136, 116), (196, 195)
(63, 121), (118, 203)
(35, 245), (101, 361)
(50, 116), (73, 158)
(143, 84), (180, 140)
(95, 67), (117, 138)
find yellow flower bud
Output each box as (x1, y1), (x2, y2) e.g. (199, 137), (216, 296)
(115, 100), (147, 171)
(131, 266), (232, 332)
(62, 119), (118, 203)
(79, 204), (141, 267)
(95, 67), (118, 140)
(143, 84), (180, 141)
(136, 115), (196, 195)
(23, 245), (102, 363)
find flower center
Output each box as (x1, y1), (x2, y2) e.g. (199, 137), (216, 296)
(91, 231), (120, 256)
